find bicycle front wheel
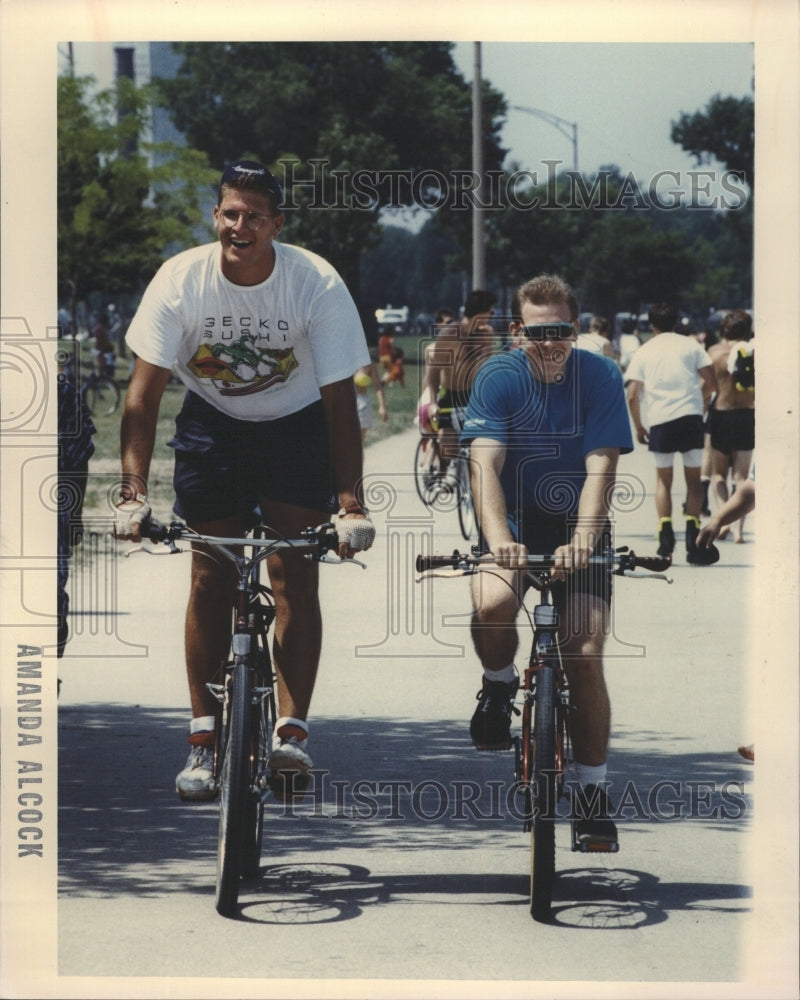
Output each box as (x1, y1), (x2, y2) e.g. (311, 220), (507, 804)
(240, 649), (274, 880)
(530, 664), (558, 923)
(83, 377), (120, 417)
(215, 660), (252, 917)
(414, 435), (442, 505)
(455, 454), (476, 541)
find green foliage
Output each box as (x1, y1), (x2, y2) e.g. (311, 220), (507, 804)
(155, 42), (508, 302)
(671, 94), (754, 189)
(57, 73), (218, 319)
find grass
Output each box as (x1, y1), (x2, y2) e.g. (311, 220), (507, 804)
(74, 336), (429, 520)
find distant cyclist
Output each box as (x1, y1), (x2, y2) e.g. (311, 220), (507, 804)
(705, 309), (755, 543)
(114, 160), (375, 802)
(421, 290), (497, 478)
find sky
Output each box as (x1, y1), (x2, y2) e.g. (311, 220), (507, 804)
(451, 42), (754, 182)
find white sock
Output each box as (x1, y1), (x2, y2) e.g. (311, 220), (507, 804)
(572, 762), (607, 789)
(190, 715), (215, 734)
(275, 717), (309, 740)
(484, 663), (518, 684)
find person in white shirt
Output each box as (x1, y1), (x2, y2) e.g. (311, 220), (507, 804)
(577, 315), (614, 359)
(114, 160), (375, 801)
(625, 303), (718, 565)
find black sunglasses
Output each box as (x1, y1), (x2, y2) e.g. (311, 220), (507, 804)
(519, 322), (576, 342)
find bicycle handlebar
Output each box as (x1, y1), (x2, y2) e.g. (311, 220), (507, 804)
(135, 517), (342, 560)
(415, 546), (673, 579)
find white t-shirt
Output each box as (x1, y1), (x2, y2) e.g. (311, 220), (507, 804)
(618, 332), (641, 371)
(577, 332), (608, 354)
(126, 241), (369, 421)
(625, 332), (711, 427)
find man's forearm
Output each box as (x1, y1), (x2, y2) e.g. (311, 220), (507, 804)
(120, 407), (158, 498)
(469, 441), (514, 548)
(118, 360), (170, 499)
(321, 379), (365, 506)
(572, 451), (619, 545)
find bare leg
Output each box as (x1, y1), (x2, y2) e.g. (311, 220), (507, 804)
(561, 594), (610, 766)
(655, 464), (674, 520)
(438, 425), (459, 474)
(470, 568), (521, 670)
(683, 463), (704, 520)
(185, 514), (243, 719)
(260, 499), (327, 722)
(709, 447), (732, 539)
(730, 449), (754, 542)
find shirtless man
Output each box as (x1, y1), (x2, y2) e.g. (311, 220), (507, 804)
(422, 290), (497, 474)
(705, 309), (755, 542)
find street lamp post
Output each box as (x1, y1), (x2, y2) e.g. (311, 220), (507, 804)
(472, 42), (486, 290)
(512, 104), (579, 173)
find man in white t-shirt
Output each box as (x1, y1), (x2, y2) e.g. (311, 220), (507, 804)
(114, 160), (375, 801)
(626, 302), (718, 565)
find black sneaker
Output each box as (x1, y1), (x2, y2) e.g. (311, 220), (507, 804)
(469, 675), (519, 750)
(657, 519), (675, 558)
(571, 783), (619, 852)
(686, 518), (720, 565)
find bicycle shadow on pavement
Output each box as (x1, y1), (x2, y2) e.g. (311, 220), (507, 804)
(59, 703), (752, 931)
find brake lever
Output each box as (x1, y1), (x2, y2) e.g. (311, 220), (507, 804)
(619, 569), (673, 584)
(317, 553), (367, 569)
(123, 539), (183, 557)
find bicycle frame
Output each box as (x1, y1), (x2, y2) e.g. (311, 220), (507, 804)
(516, 578), (570, 831)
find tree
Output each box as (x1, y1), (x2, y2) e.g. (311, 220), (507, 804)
(671, 93), (754, 305)
(155, 42), (507, 306)
(57, 73), (217, 326)
(671, 94), (754, 189)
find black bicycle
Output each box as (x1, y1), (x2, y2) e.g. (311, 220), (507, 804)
(62, 353), (121, 417)
(416, 546), (672, 922)
(135, 518), (350, 916)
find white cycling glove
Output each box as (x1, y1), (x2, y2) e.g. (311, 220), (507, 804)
(336, 509), (376, 553)
(113, 495), (152, 540)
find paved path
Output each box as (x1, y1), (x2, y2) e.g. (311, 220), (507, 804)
(57, 427), (762, 991)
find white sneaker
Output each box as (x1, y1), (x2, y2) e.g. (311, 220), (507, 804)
(268, 732), (313, 801)
(175, 745), (217, 801)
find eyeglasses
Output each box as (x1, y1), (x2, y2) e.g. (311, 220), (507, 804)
(519, 322), (576, 342)
(218, 209), (274, 231)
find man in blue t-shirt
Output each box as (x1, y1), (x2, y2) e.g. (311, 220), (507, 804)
(461, 273), (633, 847)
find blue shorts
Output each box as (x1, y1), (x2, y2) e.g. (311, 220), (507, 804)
(169, 391), (335, 523)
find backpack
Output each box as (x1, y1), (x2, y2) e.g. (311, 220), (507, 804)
(728, 342), (754, 392)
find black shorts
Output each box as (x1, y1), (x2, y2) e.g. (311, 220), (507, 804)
(708, 407), (755, 454)
(648, 414), (704, 454)
(169, 391), (334, 523)
(503, 510), (614, 610)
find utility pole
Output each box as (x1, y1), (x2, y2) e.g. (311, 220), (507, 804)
(472, 42), (486, 290)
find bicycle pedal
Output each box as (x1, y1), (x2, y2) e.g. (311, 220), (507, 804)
(571, 823), (619, 853)
(573, 839), (619, 854)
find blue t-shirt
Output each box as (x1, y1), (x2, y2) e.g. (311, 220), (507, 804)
(461, 347), (633, 519)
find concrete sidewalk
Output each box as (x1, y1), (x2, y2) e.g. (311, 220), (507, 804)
(57, 425), (759, 986)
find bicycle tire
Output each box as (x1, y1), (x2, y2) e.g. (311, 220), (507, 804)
(215, 660), (252, 917)
(414, 435), (442, 505)
(240, 648), (273, 880)
(83, 377), (120, 417)
(530, 663), (558, 923)
(455, 453), (476, 541)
